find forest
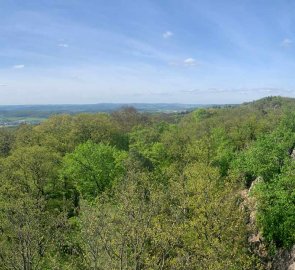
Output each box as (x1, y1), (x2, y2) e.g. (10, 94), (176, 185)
(0, 96), (294, 270)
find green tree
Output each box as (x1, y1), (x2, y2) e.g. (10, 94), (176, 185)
(234, 127), (295, 182)
(0, 146), (63, 270)
(77, 168), (166, 270)
(253, 161), (295, 248)
(165, 163), (258, 270)
(61, 141), (127, 200)
(0, 128), (14, 157)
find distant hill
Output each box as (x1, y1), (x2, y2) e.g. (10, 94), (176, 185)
(242, 96), (295, 110)
(0, 103), (220, 116)
(0, 103), (224, 126)
(4, 97), (294, 126)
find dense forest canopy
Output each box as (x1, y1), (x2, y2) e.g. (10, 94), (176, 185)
(0, 96), (295, 269)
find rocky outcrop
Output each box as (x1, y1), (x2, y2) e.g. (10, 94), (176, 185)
(241, 177), (271, 268)
(290, 148), (295, 160)
(241, 177), (295, 270)
(271, 246), (295, 270)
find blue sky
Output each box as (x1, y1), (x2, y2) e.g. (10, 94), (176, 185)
(1, 0), (295, 104)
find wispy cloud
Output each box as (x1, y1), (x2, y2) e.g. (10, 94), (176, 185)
(181, 89), (201, 93)
(236, 87), (293, 94)
(182, 88), (227, 94)
(281, 38), (292, 48)
(13, 64), (25, 69)
(183, 58), (197, 66)
(58, 43), (69, 48)
(169, 58), (198, 67)
(163, 31), (173, 39)
(0, 84), (7, 87)
(181, 87), (294, 95)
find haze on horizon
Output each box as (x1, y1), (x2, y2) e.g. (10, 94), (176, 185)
(1, 0), (295, 105)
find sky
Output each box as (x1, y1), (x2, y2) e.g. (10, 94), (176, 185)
(1, 0), (295, 104)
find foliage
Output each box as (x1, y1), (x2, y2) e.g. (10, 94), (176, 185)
(1, 97), (295, 269)
(61, 141), (127, 200)
(253, 161), (295, 248)
(234, 127), (295, 182)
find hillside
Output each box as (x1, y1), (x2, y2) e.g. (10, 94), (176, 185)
(243, 96), (295, 110)
(0, 96), (294, 269)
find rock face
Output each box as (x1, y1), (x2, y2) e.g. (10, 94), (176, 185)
(290, 148), (295, 160)
(241, 177), (271, 268)
(241, 177), (295, 270)
(271, 246), (295, 270)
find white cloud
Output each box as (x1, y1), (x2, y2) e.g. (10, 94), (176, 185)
(13, 64), (25, 69)
(281, 38), (292, 48)
(58, 43), (69, 48)
(0, 84), (7, 87)
(183, 58), (197, 66)
(163, 31), (173, 39)
(168, 58), (198, 67)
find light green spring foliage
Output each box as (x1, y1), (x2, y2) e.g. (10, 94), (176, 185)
(232, 110), (295, 250)
(61, 141), (127, 200)
(0, 146), (63, 270)
(253, 161), (295, 248)
(234, 127), (295, 181)
(78, 162), (258, 270)
(1, 97), (295, 269)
